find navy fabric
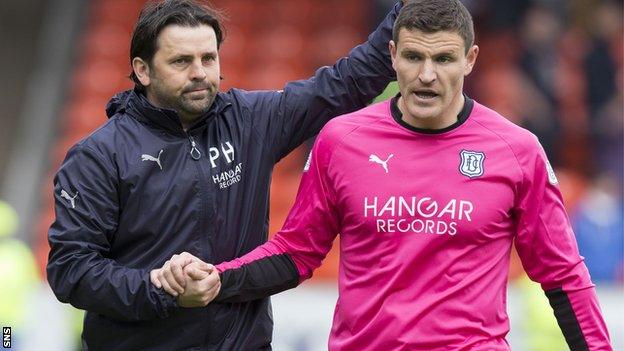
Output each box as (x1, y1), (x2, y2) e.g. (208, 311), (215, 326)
(46, 3), (400, 350)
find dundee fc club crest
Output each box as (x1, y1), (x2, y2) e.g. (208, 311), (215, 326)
(459, 150), (485, 178)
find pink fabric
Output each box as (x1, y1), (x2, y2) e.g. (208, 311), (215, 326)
(216, 241), (284, 273)
(568, 287), (612, 350)
(219, 99), (611, 350)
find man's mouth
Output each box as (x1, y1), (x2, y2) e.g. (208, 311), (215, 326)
(413, 90), (439, 100)
(185, 86), (210, 94)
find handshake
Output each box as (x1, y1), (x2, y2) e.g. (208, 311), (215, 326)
(150, 252), (221, 308)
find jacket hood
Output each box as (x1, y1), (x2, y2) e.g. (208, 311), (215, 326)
(105, 90), (133, 118)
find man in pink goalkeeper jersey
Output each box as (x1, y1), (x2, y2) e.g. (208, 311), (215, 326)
(153, 0), (612, 349)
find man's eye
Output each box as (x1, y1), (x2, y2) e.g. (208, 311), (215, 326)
(173, 58), (188, 65)
(405, 54), (420, 61)
(437, 56), (452, 63)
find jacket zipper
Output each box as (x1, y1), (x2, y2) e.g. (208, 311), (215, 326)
(186, 132), (213, 259)
(188, 135), (202, 160)
(186, 132), (214, 342)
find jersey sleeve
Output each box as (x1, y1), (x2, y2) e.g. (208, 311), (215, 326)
(46, 145), (178, 321)
(513, 138), (612, 350)
(214, 125), (341, 303)
(248, 2), (400, 163)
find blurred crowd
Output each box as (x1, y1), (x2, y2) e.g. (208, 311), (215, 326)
(0, 1), (621, 349)
(378, 0), (623, 284)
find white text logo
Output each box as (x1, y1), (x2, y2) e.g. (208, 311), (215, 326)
(364, 196), (474, 235)
(209, 142), (235, 168)
(212, 162), (243, 189)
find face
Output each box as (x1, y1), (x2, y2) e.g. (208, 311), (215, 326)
(390, 29), (478, 129)
(133, 24), (220, 126)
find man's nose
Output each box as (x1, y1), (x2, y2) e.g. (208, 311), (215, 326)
(418, 60), (436, 84)
(189, 60), (207, 81)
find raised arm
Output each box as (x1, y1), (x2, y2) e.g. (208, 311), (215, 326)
(513, 138), (612, 350)
(47, 145), (178, 321)
(244, 2), (402, 162)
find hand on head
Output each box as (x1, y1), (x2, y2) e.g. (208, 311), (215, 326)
(150, 252), (221, 307)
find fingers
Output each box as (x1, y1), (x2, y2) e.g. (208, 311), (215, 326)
(202, 271), (221, 305)
(202, 282), (221, 305)
(158, 267), (179, 297)
(181, 251), (201, 262)
(186, 265), (210, 280)
(176, 269), (221, 307)
(150, 267), (179, 297)
(203, 270), (221, 293)
(159, 252), (206, 294)
(152, 252), (211, 299)
(204, 274), (221, 296)
(167, 253), (199, 287)
(166, 261), (187, 291)
(199, 263), (214, 272)
(161, 260), (185, 295)
(150, 269), (162, 288)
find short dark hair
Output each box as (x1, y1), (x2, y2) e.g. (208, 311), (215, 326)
(393, 0), (474, 53)
(129, 0), (225, 89)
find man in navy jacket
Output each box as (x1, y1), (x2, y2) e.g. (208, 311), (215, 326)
(47, 0), (404, 349)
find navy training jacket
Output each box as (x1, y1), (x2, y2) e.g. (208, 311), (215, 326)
(47, 3), (400, 350)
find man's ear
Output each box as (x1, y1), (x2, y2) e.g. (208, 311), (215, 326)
(132, 57), (151, 87)
(464, 45), (479, 76)
(390, 40), (398, 71)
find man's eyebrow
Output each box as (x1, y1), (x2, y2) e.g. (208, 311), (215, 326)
(400, 48), (421, 55)
(434, 50), (459, 56)
(167, 52), (217, 61)
(168, 53), (192, 59)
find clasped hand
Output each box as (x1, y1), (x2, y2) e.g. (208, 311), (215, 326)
(150, 252), (221, 307)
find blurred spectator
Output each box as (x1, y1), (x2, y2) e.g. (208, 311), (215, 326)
(517, 4), (563, 163)
(573, 175), (624, 283)
(591, 87), (623, 186)
(584, 2), (619, 116)
(0, 200), (39, 350)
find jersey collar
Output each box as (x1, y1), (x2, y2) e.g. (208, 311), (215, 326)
(390, 93), (474, 134)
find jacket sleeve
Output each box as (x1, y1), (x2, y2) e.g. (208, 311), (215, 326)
(46, 145), (178, 321)
(249, 2), (400, 162)
(214, 125), (341, 303)
(513, 138), (612, 350)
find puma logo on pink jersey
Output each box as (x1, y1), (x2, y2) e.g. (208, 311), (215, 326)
(369, 154), (394, 173)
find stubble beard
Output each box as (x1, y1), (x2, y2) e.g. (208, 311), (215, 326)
(178, 89), (216, 119)
(149, 81), (217, 125)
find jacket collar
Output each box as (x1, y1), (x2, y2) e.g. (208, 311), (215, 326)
(105, 89), (231, 135)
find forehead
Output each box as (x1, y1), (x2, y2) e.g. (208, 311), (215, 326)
(397, 28), (465, 53)
(156, 24), (217, 56)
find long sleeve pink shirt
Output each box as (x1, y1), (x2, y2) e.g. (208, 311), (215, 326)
(217, 97), (612, 350)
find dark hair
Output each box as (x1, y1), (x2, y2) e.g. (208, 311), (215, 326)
(129, 0), (225, 89)
(393, 0), (474, 53)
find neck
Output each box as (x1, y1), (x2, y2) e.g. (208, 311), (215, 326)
(144, 91), (200, 131)
(399, 92), (465, 130)
(178, 113), (199, 131)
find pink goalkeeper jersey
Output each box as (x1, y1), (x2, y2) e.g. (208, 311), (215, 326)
(217, 97), (611, 350)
